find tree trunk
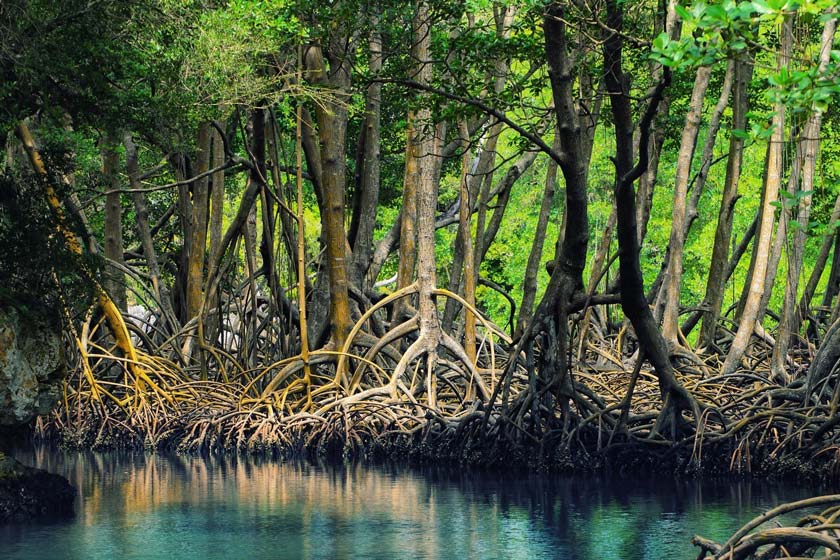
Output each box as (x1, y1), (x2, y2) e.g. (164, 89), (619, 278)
(635, 0), (680, 247)
(603, 0), (695, 433)
(685, 60), (735, 234)
(186, 122), (211, 322)
(721, 17), (791, 376)
(772, 15), (837, 379)
(209, 122), (225, 263)
(306, 41), (354, 348)
(349, 15), (382, 289)
(537, 2), (590, 406)
(456, 119), (477, 361)
(123, 133), (175, 328)
(517, 135), (559, 336)
(681, 209), (758, 337)
(661, 65), (712, 346)
(102, 131), (126, 311)
(822, 233), (840, 325)
(170, 153), (192, 323)
(395, 117), (419, 319)
(799, 193), (840, 333)
(698, 54), (754, 350)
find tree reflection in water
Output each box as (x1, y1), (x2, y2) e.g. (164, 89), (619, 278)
(0, 448), (827, 560)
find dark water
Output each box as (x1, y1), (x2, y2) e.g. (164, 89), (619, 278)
(0, 448), (829, 560)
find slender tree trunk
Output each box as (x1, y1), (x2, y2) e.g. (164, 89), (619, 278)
(102, 132), (126, 311)
(443, 146), (537, 330)
(186, 122), (211, 322)
(698, 54), (754, 350)
(124, 133), (175, 328)
(516, 153), (560, 334)
(306, 41), (354, 348)
(685, 60), (735, 234)
(772, 15), (837, 379)
(472, 126), (502, 272)
(366, 118), (487, 288)
(403, 0), (444, 406)
(681, 210), (758, 337)
(395, 114), (419, 302)
(210, 122), (225, 262)
(756, 125), (803, 327)
(171, 153), (192, 323)
(635, 0), (680, 246)
(722, 17), (791, 376)
(455, 120), (477, 363)
(822, 234), (840, 325)
(799, 193), (840, 332)
(517, 136), (559, 335)
(661, 65), (712, 345)
(350, 15), (382, 289)
(442, 147), (479, 332)
(471, 7), (515, 281)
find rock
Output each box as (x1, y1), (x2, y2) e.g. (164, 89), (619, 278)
(0, 304), (64, 426)
(0, 453), (74, 521)
(0, 304), (75, 521)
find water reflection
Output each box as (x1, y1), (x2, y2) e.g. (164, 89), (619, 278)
(0, 448), (828, 560)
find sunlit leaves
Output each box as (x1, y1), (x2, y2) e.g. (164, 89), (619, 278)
(186, 0), (302, 110)
(651, 1), (840, 126)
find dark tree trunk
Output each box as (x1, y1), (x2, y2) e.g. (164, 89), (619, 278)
(603, 0), (695, 434)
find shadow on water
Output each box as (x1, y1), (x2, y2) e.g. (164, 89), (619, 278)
(0, 447), (832, 560)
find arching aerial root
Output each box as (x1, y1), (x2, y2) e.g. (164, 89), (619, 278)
(38, 299), (840, 477)
(693, 496), (840, 559)
(45, 286), (517, 455)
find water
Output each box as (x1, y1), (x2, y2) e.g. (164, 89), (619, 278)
(0, 448), (828, 560)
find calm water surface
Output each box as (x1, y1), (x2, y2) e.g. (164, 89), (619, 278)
(0, 448), (829, 559)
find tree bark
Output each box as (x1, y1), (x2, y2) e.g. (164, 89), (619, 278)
(349, 14), (382, 289)
(603, 0), (695, 433)
(306, 39), (354, 348)
(186, 122), (211, 322)
(102, 131), (126, 311)
(661, 65), (712, 346)
(721, 17), (791, 376)
(535, 2), (590, 405)
(698, 54), (754, 350)
(209, 122), (225, 264)
(454, 120), (477, 363)
(772, 15), (837, 379)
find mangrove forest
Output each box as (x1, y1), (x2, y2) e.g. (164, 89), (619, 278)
(4, 0), (840, 557)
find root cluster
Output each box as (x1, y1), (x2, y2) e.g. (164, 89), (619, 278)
(38, 292), (840, 479)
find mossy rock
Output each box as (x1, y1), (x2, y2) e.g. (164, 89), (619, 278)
(0, 453), (75, 522)
(0, 304), (64, 426)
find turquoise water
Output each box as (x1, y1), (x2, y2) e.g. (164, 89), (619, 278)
(0, 448), (826, 559)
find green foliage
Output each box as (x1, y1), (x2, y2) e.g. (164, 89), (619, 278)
(0, 154), (94, 312)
